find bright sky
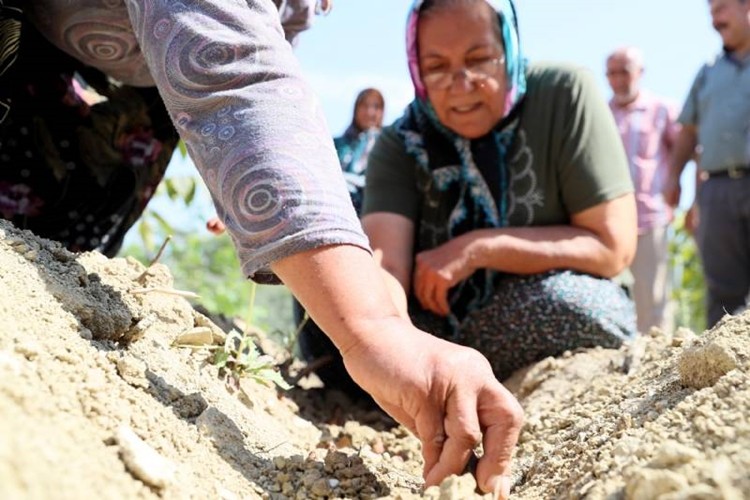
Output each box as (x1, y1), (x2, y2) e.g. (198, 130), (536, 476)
(150, 0), (719, 242)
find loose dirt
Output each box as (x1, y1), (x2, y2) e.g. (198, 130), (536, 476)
(0, 219), (747, 499)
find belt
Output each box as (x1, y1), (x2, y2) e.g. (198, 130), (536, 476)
(705, 165), (750, 179)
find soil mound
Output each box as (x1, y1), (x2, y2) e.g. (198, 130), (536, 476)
(1, 219), (747, 499)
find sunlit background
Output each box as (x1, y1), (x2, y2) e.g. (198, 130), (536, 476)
(124, 1), (718, 334)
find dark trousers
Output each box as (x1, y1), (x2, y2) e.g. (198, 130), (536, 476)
(696, 176), (750, 327)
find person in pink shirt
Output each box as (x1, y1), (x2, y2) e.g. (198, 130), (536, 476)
(606, 47), (680, 333)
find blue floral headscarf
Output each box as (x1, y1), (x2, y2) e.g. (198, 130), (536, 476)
(397, 0), (528, 331)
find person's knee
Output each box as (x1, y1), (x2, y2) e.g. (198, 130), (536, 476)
(464, 272), (635, 375)
(534, 272), (636, 341)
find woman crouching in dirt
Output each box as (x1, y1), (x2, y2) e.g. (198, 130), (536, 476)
(303, 0), (638, 397)
(362, 0), (639, 379)
(0, 0), (522, 496)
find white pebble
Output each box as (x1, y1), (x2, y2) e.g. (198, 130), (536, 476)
(116, 426), (176, 489)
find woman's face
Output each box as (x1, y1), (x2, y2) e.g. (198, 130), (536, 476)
(354, 93), (384, 130)
(417, 2), (507, 139)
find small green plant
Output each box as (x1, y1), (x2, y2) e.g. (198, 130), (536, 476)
(213, 330), (292, 391)
(669, 210), (706, 333)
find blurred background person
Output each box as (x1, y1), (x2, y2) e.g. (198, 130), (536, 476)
(334, 88), (385, 212)
(606, 46), (680, 334)
(664, 0), (750, 328)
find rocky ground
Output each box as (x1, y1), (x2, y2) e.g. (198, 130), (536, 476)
(0, 218), (748, 499)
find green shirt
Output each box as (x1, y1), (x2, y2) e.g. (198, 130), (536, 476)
(363, 63), (633, 228)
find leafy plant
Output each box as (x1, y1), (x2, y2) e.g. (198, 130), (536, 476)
(213, 330), (292, 391)
(668, 210), (706, 333)
(124, 168), (295, 336)
(122, 165), (298, 389)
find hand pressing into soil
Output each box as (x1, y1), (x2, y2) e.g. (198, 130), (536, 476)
(342, 323), (523, 498)
(272, 245), (523, 499)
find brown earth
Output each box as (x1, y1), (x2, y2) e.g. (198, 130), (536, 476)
(0, 218), (748, 500)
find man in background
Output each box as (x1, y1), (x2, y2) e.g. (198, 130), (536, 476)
(607, 46), (679, 333)
(663, 0), (750, 328)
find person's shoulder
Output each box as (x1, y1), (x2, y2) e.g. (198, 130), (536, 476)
(693, 52), (730, 79)
(334, 126), (362, 146)
(704, 52), (726, 69)
(524, 62), (601, 110)
(375, 124), (402, 145)
(371, 124), (407, 156)
(526, 62), (597, 93)
(686, 52), (725, 90)
(367, 123), (416, 175)
(333, 134), (347, 149)
(380, 123), (399, 139)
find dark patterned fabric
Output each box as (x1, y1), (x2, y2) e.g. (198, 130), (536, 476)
(0, 8), (177, 255)
(334, 126), (380, 213)
(0, 0), (23, 125)
(410, 271), (635, 380)
(394, 101), (523, 327)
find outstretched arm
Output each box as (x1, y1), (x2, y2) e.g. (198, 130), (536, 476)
(272, 244), (523, 498)
(125, 1), (522, 493)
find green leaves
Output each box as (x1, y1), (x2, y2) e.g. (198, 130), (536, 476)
(121, 170), (296, 393)
(177, 140), (188, 158)
(163, 177), (197, 204)
(132, 176), (198, 254)
(668, 210), (706, 333)
(214, 330), (292, 391)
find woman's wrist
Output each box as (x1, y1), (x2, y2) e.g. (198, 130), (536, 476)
(464, 229), (492, 272)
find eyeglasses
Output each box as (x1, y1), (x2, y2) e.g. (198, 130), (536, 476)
(421, 56), (506, 90)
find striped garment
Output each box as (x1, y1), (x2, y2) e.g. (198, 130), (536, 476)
(609, 91), (680, 234)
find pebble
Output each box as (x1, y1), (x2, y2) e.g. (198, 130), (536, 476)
(116, 426), (176, 489)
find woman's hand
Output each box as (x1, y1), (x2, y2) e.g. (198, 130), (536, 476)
(341, 318), (523, 499)
(272, 245), (523, 498)
(413, 233), (478, 316)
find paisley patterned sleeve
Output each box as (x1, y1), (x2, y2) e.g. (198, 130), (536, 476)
(123, 0), (369, 283)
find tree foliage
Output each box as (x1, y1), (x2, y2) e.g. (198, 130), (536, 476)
(668, 210), (706, 333)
